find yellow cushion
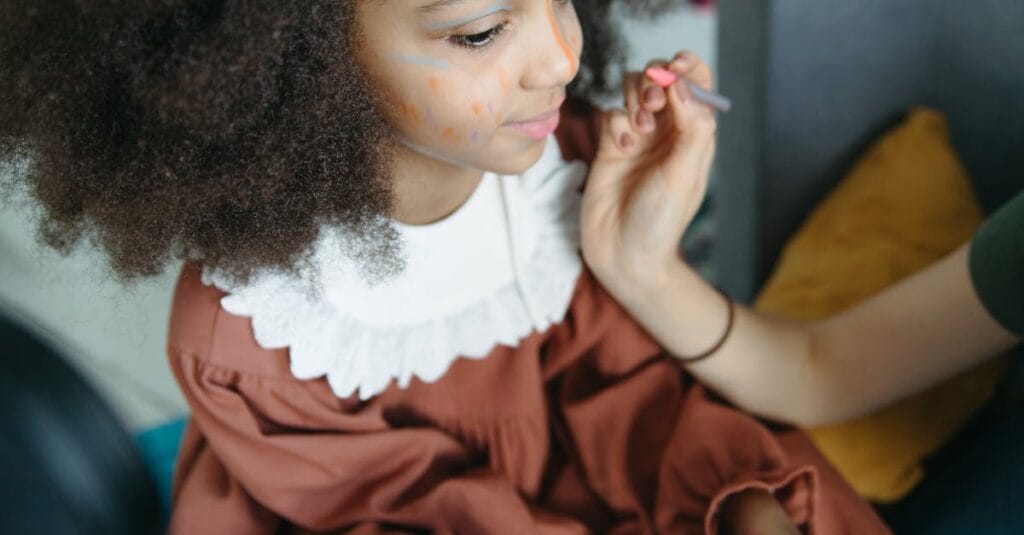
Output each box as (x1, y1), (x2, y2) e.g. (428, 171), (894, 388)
(754, 108), (1009, 503)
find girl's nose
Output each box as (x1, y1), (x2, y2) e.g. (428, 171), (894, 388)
(520, 3), (579, 90)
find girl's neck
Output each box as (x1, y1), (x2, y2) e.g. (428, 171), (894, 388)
(389, 142), (485, 226)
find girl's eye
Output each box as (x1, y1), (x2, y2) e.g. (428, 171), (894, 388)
(448, 22), (507, 50)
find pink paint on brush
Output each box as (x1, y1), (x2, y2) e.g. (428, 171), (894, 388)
(645, 66), (678, 88)
(644, 66), (732, 113)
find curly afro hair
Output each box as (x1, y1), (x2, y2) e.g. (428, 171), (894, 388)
(0, 0), (683, 282)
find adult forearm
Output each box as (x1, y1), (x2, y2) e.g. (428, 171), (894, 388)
(605, 244), (1021, 427)
(609, 260), (832, 425)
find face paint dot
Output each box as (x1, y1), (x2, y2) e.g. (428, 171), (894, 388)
(442, 127), (460, 143)
(497, 67), (509, 91)
(471, 130), (480, 143)
(429, 77), (442, 96)
(401, 103), (420, 120)
(487, 102), (495, 115)
(471, 102), (483, 116)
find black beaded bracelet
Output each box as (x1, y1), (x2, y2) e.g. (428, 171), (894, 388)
(677, 286), (735, 364)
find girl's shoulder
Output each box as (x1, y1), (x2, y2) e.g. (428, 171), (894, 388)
(167, 261), (293, 379)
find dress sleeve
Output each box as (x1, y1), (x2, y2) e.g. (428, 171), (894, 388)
(661, 389), (819, 534)
(167, 347), (582, 534)
(546, 272), (886, 534)
(970, 189), (1024, 335)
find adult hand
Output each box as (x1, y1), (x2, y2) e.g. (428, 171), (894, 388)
(581, 51), (717, 299)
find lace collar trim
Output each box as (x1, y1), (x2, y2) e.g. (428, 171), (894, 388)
(203, 137), (587, 399)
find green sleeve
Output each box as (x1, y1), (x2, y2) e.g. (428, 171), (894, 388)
(969, 190), (1024, 335)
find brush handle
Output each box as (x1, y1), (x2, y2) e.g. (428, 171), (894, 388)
(685, 81), (732, 113)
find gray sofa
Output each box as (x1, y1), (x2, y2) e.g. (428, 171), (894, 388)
(714, 0), (1024, 302)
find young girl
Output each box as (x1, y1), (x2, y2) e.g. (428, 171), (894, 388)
(1, 1), (887, 532)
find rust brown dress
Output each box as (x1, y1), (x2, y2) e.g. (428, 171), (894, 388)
(167, 101), (889, 534)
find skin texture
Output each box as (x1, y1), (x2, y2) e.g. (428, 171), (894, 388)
(720, 489), (801, 535)
(356, 0), (582, 224)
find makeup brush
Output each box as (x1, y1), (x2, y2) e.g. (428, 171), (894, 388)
(645, 66), (732, 113)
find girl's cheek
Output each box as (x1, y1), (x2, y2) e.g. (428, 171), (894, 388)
(498, 66), (510, 93)
(388, 43), (523, 148)
(388, 38), (519, 146)
(396, 71), (508, 148)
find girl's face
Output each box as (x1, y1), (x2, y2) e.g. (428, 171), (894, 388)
(357, 0), (583, 175)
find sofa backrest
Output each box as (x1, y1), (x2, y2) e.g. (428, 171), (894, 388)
(714, 0), (1024, 301)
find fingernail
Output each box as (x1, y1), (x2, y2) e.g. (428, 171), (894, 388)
(643, 86), (660, 106)
(675, 79), (691, 102)
(619, 133), (634, 150)
(637, 110), (654, 130)
(671, 56), (692, 72)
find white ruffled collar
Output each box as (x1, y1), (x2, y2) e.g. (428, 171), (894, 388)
(203, 136), (587, 400)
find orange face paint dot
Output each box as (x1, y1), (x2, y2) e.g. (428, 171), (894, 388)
(428, 77), (441, 96)
(471, 102), (483, 116)
(442, 127), (460, 142)
(497, 67), (509, 91)
(400, 103), (420, 120)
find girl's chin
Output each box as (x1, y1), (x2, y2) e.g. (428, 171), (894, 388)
(396, 131), (549, 176)
(485, 140), (548, 176)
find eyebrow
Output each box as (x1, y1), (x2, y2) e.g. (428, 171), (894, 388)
(421, 2), (512, 30)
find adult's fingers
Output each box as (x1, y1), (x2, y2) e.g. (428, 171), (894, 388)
(596, 107), (641, 160)
(658, 73), (718, 196)
(669, 51), (715, 92)
(623, 71), (655, 134)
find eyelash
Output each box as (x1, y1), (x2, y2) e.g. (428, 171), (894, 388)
(446, 0), (572, 51)
(448, 22), (509, 50)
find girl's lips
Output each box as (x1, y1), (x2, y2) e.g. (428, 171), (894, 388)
(506, 108), (561, 139)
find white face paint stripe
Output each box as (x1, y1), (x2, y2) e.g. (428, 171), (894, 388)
(393, 54), (451, 70)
